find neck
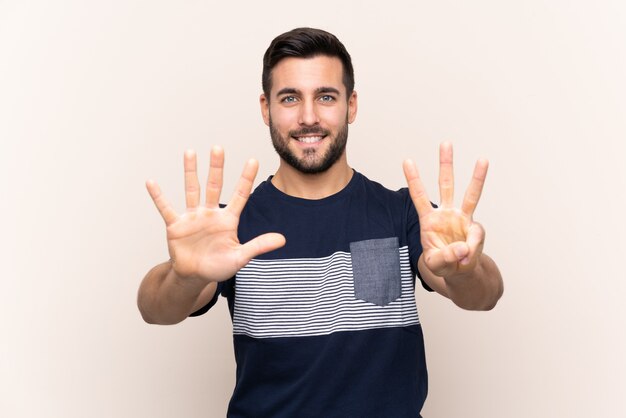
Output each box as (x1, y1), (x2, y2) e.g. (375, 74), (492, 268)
(272, 155), (353, 199)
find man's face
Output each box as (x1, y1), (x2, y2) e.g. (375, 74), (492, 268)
(260, 55), (358, 174)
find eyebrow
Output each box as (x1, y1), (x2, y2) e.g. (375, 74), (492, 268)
(275, 86), (341, 97)
(315, 87), (341, 95)
(276, 88), (299, 96)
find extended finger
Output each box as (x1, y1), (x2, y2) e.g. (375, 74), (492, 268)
(226, 159), (259, 216)
(439, 142), (454, 207)
(461, 158), (489, 216)
(237, 233), (287, 267)
(403, 159), (434, 218)
(205, 146), (224, 208)
(184, 150), (201, 209)
(146, 180), (178, 225)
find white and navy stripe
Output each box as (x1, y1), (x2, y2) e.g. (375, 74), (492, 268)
(233, 246), (419, 339)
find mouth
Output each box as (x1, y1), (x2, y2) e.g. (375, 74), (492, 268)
(290, 128), (329, 145)
(292, 134), (327, 144)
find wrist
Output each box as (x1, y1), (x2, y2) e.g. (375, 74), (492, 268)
(444, 257), (484, 283)
(167, 260), (212, 288)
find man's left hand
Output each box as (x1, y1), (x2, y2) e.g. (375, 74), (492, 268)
(403, 142), (488, 279)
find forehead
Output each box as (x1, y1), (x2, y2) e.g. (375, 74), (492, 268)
(270, 56), (345, 96)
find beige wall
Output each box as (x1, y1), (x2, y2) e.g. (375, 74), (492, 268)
(1, 0), (625, 417)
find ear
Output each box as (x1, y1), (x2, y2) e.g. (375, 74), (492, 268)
(260, 94), (270, 126)
(347, 90), (358, 124)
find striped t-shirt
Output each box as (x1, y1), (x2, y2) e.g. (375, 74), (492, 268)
(192, 171), (431, 417)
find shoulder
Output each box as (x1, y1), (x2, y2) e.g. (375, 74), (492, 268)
(242, 178), (275, 210)
(355, 171), (412, 207)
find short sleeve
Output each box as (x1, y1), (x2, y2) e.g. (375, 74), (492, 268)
(189, 281), (226, 317)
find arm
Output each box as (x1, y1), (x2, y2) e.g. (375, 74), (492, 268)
(138, 147), (285, 325)
(404, 142), (504, 311)
(418, 252), (503, 311)
(138, 261), (218, 325)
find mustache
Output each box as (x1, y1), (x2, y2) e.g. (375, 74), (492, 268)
(289, 126), (330, 137)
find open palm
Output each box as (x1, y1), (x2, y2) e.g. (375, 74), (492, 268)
(146, 147), (285, 282)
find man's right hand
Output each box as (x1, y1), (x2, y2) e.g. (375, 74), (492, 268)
(146, 147), (286, 284)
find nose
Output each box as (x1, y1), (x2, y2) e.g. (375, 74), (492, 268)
(298, 99), (320, 126)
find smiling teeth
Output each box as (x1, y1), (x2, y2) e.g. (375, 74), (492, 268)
(297, 136), (323, 143)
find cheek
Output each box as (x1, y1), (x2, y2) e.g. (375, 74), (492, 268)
(270, 108), (298, 129)
(319, 107), (348, 126)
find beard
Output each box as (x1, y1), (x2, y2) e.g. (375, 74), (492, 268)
(269, 118), (349, 175)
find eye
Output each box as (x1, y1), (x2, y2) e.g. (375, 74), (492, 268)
(281, 96), (298, 104)
(319, 95), (335, 103)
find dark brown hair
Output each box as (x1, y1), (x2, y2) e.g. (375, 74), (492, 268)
(262, 27), (355, 100)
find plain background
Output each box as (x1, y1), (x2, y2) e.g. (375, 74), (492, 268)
(1, 0), (625, 417)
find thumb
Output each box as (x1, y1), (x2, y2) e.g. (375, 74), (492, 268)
(451, 241), (470, 261)
(461, 222), (485, 266)
(424, 242), (469, 276)
(238, 233), (286, 265)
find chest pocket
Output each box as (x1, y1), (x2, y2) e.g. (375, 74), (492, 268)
(349, 237), (402, 306)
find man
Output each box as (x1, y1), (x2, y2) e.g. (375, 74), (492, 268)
(138, 27), (503, 417)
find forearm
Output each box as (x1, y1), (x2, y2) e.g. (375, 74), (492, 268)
(137, 261), (217, 325)
(443, 254), (503, 310)
(419, 253), (504, 311)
